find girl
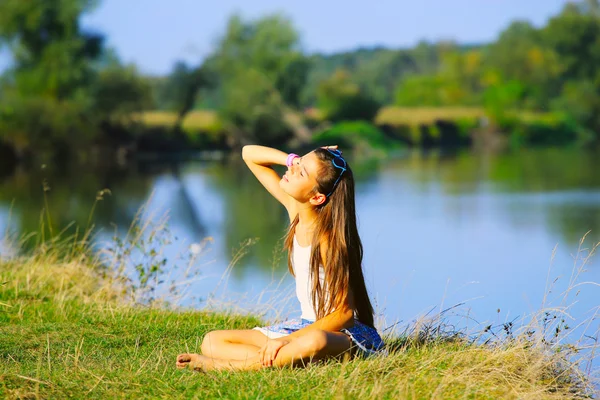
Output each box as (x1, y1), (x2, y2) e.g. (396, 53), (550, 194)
(176, 145), (384, 371)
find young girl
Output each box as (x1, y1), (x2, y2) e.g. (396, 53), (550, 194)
(176, 145), (384, 371)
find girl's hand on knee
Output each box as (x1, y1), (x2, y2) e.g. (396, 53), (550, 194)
(258, 339), (289, 367)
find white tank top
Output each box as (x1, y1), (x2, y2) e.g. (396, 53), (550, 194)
(293, 236), (325, 321)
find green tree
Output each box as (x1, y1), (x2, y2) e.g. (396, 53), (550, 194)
(157, 62), (199, 112)
(543, 1), (600, 138)
(317, 69), (381, 122)
(0, 0), (161, 156)
(395, 74), (467, 107)
(350, 50), (418, 104)
(0, 0), (102, 99)
(210, 14), (309, 145)
(394, 45), (483, 107)
(302, 42), (445, 107)
(552, 80), (600, 143)
(92, 63), (154, 124)
(543, 2), (600, 82)
(483, 80), (525, 123)
(483, 21), (562, 109)
(0, 0), (103, 153)
(219, 68), (290, 145)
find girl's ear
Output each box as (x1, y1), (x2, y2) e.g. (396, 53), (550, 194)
(309, 192), (327, 206)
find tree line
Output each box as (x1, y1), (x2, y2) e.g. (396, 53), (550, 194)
(1, 0), (599, 163)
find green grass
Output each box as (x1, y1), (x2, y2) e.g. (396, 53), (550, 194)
(0, 236), (596, 399)
(312, 121), (401, 152)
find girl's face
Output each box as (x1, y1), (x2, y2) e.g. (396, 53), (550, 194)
(280, 151), (326, 205)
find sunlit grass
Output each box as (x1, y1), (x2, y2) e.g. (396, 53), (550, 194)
(139, 107), (488, 131)
(1, 255), (593, 399)
(375, 106), (485, 126)
(375, 106), (562, 127)
(136, 110), (222, 133)
(0, 212), (598, 398)
(137, 107), (561, 134)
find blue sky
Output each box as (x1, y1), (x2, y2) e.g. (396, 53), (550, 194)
(1, 0), (571, 75)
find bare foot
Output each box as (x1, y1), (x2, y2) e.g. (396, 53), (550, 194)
(177, 354), (255, 372)
(176, 353), (202, 370)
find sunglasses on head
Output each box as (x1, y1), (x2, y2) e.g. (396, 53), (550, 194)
(325, 148), (347, 197)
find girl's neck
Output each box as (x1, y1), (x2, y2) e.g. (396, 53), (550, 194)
(295, 207), (318, 247)
(296, 205), (319, 229)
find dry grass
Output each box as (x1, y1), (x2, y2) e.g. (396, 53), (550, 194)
(135, 107), (561, 135)
(135, 110), (221, 132)
(0, 216), (598, 398)
(138, 107), (487, 132)
(375, 106), (485, 126)
(374, 106), (565, 128)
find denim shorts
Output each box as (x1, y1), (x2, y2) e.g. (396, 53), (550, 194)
(253, 318), (386, 357)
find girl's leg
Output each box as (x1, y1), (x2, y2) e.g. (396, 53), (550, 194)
(201, 329), (269, 359)
(177, 329), (269, 368)
(186, 329), (352, 371)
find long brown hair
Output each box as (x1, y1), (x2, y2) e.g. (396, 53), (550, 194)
(284, 148), (375, 328)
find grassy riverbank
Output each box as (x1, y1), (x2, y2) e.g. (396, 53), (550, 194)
(138, 107), (486, 132)
(137, 107), (577, 150)
(139, 107), (564, 129)
(0, 240), (596, 399)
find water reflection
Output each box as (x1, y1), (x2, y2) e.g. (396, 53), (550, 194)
(385, 148), (600, 246)
(0, 164), (153, 246)
(0, 148), (598, 326)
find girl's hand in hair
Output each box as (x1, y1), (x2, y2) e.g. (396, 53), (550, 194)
(257, 338), (290, 367)
(321, 145), (340, 153)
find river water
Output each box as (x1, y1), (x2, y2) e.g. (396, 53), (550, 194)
(1, 148), (599, 346)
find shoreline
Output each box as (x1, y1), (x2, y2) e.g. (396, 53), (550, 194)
(0, 106), (593, 171)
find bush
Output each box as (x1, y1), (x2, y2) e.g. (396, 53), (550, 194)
(312, 121), (400, 150)
(497, 113), (584, 147)
(551, 80), (600, 144)
(92, 65), (154, 123)
(317, 70), (381, 123)
(378, 117), (477, 148)
(0, 95), (97, 152)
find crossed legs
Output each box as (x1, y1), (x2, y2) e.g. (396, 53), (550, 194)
(177, 329), (352, 371)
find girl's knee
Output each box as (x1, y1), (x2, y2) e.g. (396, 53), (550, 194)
(201, 330), (224, 353)
(303, 330), (329, 354)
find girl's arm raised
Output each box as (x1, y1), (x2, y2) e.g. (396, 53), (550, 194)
(242, 145), (296, 220)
